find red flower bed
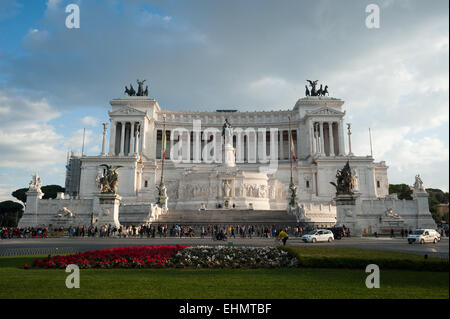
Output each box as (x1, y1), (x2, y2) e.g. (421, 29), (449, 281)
(31, 245), (188, 269)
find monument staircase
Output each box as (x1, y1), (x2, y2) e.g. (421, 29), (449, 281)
(118, 203), (297, 226)
(150, 209), (297, 226)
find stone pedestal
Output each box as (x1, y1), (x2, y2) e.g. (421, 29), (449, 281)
(148, 203), (168, 223)
(224, 144), (236, 167)
(18, 188), (44, 227)
(413, 189), (437, 229)
(94, 193), (121, 228)
(335, 193), (359, 232)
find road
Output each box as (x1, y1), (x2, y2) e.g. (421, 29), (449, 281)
(1, 236), (448, 258)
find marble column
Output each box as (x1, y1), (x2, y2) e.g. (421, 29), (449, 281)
(139, 122), (144, 160)
(119, 122), (126, 156)
(237, 130), (245, 163)
(279, 130), (284, 160)
(310, 121), (315, 155)
(134, 122), (140, 155)
(131, 122), (135, 156)
(193, 126), (201, 164)
(152, 126), (158, 160)
(101, 123), (107, 156)
(338, 119), (345, 156)
(108, 120), (116, 156)
(328, 121), (335, 156)
(182, 131), (190, 162)
(314, 123), (319, 155)
(319, 122), (325, 156)
(347, 123), (353, 156)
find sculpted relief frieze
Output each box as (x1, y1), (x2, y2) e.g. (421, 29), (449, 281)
(178, 183), (212, 199)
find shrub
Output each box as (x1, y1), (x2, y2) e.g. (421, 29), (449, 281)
(280, 246), (449, 272)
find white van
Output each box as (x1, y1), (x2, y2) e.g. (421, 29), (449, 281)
(407, 229), (441, 244)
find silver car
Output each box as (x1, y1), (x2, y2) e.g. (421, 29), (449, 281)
(302, 229), (334, 243)
(407, 229), (441, 244)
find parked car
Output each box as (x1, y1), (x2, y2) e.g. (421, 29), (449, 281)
(407, 229), (441, 244)
(302, 229), (334, 243)
(328, 227), (345, 240)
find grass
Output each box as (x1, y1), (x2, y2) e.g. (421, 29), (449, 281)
(280, 246), (449, 271)
(0, 254), (448, 299)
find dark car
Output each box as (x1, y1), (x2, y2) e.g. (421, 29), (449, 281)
(328, 227), (345, 240)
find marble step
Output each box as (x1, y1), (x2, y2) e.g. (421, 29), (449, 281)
(153, 209), (297, 224)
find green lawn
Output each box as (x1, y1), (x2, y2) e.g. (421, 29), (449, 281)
(280, 246), (449, 271)
(282, 246), (440, 260)
(0, 254), (448, 299)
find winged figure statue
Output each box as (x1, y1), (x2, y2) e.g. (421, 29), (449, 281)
(98, 164), (123, 193)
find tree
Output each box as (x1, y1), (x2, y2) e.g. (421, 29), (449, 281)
(426, 188), (449, 224)
(11, 188), (27, 204)
(0, 201), (24, 227)
(389, 184), (450, 224)
(388, 184), (413, 200)
(11, 185), (65, 204)
(41, 185), (65, 200)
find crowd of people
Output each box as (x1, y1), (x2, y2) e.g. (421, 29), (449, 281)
(66, 223), (297, 240)
(2, 224), (447, 240)
(0, 227), (49, 239)
(0, 224), (298, 240)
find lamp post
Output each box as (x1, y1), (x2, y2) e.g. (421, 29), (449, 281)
(288, 116), (298, 208)
(157, 114), (168, 209)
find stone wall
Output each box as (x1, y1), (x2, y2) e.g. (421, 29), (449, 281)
(19, 192), (94, 228)
(336, 190), (437, 235)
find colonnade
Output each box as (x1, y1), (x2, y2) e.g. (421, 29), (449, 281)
(155, 128), (300, 162)
(310, 120), (345, 156)
(110, 121), (142, 156)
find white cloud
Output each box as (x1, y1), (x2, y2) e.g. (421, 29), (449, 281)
(0, 90), (69, 200)
(80, 116), (98, 127)
(0, 90), (65, 168)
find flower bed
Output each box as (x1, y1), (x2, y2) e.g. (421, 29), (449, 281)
(166, 246), (299, 268)
(32, 245), (188, 269)
(30, 245), (298, 269)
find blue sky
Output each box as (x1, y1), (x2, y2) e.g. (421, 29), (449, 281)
(0, 0), (448, 201)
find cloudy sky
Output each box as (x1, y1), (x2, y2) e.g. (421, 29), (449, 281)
(0, 0), (448, 201)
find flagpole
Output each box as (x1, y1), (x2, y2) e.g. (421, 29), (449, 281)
(160, 114), (166, 186)
(81, 128), (86, 157)
(287, 115), (297, 209)
(156, 114), (167, 209)
(288, 116), (293, 185)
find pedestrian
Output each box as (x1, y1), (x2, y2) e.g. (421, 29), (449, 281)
(276, 230), (289, 246)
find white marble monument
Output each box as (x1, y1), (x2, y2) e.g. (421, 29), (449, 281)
(18, 85), (437, 232)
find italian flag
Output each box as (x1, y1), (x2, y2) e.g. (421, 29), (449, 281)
(162, 131), (167, 159)
(290, 130), (297, 163)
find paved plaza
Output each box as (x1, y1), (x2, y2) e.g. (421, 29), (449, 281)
(0, 236), (448, 258)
